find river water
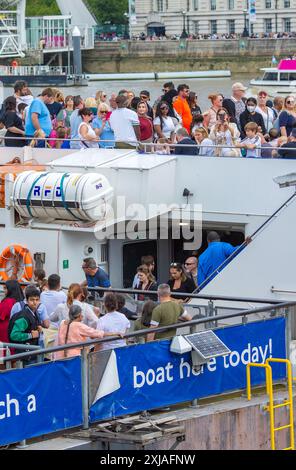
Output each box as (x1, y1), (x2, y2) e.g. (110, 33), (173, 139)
(3, 74), (255, 111)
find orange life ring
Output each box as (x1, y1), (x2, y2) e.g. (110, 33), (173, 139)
(0, 245), (33, 283)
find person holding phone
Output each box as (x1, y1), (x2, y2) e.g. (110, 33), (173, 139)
(92, 103), (115, 148)
(209, 108), (241, 157)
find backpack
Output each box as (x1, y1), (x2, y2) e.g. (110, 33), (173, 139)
(8, 305), (39, 345)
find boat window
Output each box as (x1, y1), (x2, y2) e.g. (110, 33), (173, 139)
(279, 73), (289, 81)
(263, 72), (278, 81)
(288, 73), (296, 81)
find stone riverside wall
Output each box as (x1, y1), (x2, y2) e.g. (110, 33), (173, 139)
(82, 38), (296, 74)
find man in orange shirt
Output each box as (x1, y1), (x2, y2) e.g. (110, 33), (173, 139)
(173, 84), (192, 133)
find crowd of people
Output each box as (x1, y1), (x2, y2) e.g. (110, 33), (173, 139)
(0, 231), (250, 364)
(0, 79), (295, 157)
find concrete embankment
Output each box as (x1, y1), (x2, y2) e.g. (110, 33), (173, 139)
(83, 39), (295, 74)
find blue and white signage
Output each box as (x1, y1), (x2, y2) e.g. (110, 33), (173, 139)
(0, 358), (82, 446)
(90, 318), (286, 422)
(249, 0), (256, 23)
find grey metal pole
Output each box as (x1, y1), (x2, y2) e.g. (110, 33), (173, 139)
(72, 26), (82, 77)
(16, 361), (28, 449)
(81, 347), (89, 430)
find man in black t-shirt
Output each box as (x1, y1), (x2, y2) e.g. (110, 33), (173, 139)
(46, 96), (63, 120)
(278, 128), (296, 159)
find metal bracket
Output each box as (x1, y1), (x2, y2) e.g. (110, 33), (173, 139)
(169, 434), (186, 451)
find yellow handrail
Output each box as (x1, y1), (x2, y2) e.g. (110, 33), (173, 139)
(246, 359), (295, 451)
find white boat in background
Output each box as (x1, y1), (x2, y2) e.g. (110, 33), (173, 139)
(249, 59), (296, 96)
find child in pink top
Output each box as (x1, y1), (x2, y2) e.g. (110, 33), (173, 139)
(56, 305), (121, 360)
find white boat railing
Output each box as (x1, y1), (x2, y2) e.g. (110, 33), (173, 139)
(0, 65), (73, 76)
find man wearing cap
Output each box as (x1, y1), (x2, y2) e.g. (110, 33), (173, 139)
(140, 90), (154, 120)
(109, 95), (141, 149)
(223, 82), (247, 128)
(278, 128), (296, 159)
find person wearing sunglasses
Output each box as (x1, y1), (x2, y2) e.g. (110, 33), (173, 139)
(93, 103), (115, 148)
(139, 90), (154, 119)
(209, 107), (241, 157)
(154, 100), (177, 143)
(168, 263), (196, 302)
(95, 91), (108, 106)
(78, 108), (99, 149)
(187, 91), (202, 118)
(279, 95), (296, 138)
(184, 257), (198, 287)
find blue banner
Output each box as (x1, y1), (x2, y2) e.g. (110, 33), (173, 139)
(0, 358), (82, 446)
(90, 318), (286, 422)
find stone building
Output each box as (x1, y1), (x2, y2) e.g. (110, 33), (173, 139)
(133, 0), (296, 36)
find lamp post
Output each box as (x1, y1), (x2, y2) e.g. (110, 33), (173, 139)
(242, 9), (249, 37)
(275, 0), (278, 34)
(124, 12), (131, 39)
(180, 10), (188, 38)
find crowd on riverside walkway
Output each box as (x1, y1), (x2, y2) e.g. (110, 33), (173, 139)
(0, 79), (296, 157)
(0, 230), (252, 364)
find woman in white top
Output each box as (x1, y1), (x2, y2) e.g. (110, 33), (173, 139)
(209, 108), (241, 157)
(153, 101), (177, 142)
(193, 127), (214, 157)
(256, 91), (275, 133)
(96, 293), (130, 351)
(78, 107), (99, 148)
(50, 284), (99, 329)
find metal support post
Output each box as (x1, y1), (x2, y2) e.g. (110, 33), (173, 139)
(81, 347), (89, 430)
(16, 361), (28, 449)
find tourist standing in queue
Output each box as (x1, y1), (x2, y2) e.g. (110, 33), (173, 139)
(46, 93), (63, 121)
(56, 304), (121, 360)
(174, 128), (198, 156)
(2, 96), (26, 147)
(139, 90), (154, 119)
(256, 91), (275, 133)
(96, 294), (130, 351)
(279, 95), (296, 138)
(223, 82), (247, 127)
(93, 103), (115, 148)
(70, 95), (84, 149)
(193, 127), (214, 156)
(239, 98), (266, 139)
(168, 263), (196, 302)
(154, 101), (177, 142)
(13, 80), (33, 118)
(187, 92), (202, 118)
(10, 285), (50, 329)
(56, 95), (74, 130)
(134, 265), (158, 301)
(198, 231), (251, 288)
(137, 100), (154, 144)
(147, 285), (192, 342)
(109, 95), (141, 149)
(203, 93), (224, 130)
(0, 281), (24, 344)
(173, 84), (192, 134)
(78, 108), (99, 148)
(184, 257), (199, 287)
(209, 108), (241, 157)
(25, 88), (53, 139)
(40, 274), (67, 318)
(82, 257), (111, 299)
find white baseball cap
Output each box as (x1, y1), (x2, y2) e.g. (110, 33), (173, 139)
(232, 82), (247, 91)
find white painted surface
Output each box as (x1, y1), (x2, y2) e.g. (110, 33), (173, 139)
(56, 0), (97, 27)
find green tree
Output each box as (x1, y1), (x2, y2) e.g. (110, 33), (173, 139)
(26, 0), (60, 16)
(88, 0), (128, 24)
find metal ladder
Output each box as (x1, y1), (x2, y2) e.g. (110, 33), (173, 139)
(246, 359), (295, 451)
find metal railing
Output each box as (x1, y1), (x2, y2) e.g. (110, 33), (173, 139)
(0, 299), (293, 446)
(0, 65), (73, 76)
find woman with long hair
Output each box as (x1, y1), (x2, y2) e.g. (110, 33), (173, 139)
(168, 262), (196, 301)
(0, 280), (24, 343)
(193, 126), (214, 157)
(209, 107), (241, 157)
(134, 300), (157, 343)
(154, 100), (177, 142)
(239, 97), (267, 139)
(134, 265), (158, 301)
(279, 95), (296, 137)
(203, 93), (224, 130)
(50, 283), (98, 329)
(56, 305), (121, 359)
(187, 92), (202, 117)
(256, 90), (275, 133)
(137, 100), (153, 143)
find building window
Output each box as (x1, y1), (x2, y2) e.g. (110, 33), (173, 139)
(250, 23), (254, 35)
(193, 0), (199, 10)
(265, 0), (272, 7)
(228, 19), (235, 34)
(283, 18), (291, 32)
(156, 0), (164, 11)
(264, 18), (272, 33)
(210, 20), (217, 34)
(210, 0), (216, 11)
(228, 0), (234, 9)
(193, 20), (199, 34)
(284, 0), (290, 7)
